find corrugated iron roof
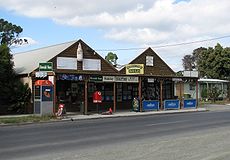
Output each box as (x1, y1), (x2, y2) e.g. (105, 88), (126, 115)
(13, 40), (77, 74)
(199, 78), (229, 83)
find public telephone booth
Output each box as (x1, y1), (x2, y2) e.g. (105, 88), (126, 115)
(34, 80), (54, 115)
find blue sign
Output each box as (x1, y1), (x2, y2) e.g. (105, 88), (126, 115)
(142, 100), (159, 111)
(184, 99), (196, 108)
(42, 86), (53, 101)
(58, 74), (84, 81)
(164, 99), (180, 110)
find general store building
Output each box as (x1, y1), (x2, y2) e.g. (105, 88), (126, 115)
(14, 39), (199, 115)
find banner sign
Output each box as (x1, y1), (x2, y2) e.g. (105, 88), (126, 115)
(103, 76), (115, 82)
(183, 99), (197, 108)
(39, 62), (53, 71)
(35, 71), (47, 78)
(142, 100), (159, 111)
(58, 74), (85, 81)
(115, 76), (139, 83)
(126, 64), (144, 75)
(90, 76), (103, 82)
(164, 99), (180, 110)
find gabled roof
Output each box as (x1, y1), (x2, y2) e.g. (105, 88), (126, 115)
(119, 47), (175, 76)
(13, 40), (77, 74)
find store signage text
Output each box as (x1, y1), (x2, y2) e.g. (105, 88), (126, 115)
(103, 76), (139, 83)
(58, 74), (84, 81)
(39, 62), (53, 71)
(126, 64), (144, 75)
(90, 76), (103, 82)
(35, 71), (47, 78)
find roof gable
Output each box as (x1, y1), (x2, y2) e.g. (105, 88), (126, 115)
(14, 39), (118, 75)
(14, 40), (76, 74)
(53, 40), (118, 75)
(120, 47), (175, 76)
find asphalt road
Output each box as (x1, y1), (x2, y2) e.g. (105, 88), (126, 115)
(1, 106), (230, 160)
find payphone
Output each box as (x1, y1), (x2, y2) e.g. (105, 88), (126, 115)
(34, 80), (54, 115)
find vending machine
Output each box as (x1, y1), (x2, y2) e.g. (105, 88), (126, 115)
(34, 80), (54, 115)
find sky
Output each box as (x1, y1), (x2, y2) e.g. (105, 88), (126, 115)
(0, 0), (230, 72)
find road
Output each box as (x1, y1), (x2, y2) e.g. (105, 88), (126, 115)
(1, 105), (230, 160)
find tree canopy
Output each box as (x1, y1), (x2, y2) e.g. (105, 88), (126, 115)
(105, 52), (118, 66)
(0, 18), (28, 46)
(0, 18), (31, 113)
(182, 43), (230, 79)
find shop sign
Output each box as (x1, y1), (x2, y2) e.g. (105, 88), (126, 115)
(172, 78), (183, 82)
(126, 64), (144, 75)
(115, 76), (139, 83)
(164, 99), (180, 110)
(127, 76), (139, 82)
(39, 62), (53, 71)
(142, 100), (159, 111)
(35, 71), (47, 78)
(148, 78), (155, 83)
(58, 74), (84, 81)
(103, 76), (115, 82)
(42, 86), (53, 101)
(183, 99), (196, 108)
(89, 76), (103, 82)
(146, 56), (154, 66)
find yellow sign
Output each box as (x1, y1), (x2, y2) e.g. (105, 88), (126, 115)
(126, 64), (144, 75)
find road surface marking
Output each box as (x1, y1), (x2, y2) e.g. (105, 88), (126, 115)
(146, 120), (190, 127)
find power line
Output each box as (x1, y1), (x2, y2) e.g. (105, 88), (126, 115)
(96, 35), (230, 52)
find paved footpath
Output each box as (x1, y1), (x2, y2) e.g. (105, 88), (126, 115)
(63, 108), (206, 121)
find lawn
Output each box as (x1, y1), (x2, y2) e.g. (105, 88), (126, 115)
(0, 115), (58, 124)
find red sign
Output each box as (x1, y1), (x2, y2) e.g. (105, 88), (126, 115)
(93, 91), (102, 103)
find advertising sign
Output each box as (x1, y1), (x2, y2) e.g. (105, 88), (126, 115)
(164, 99), (180, 110)
(42, 86), (53, 101)
(115, 76), (139, 83)
(93, 91), (102, 103)
(126, 64), (144, 75)
(90, 76), (103, 82)
(142, 100), (159, 111)
(58, 74), (84, 81)
(183, 99), (197, 108)
(103, 76), (115, 82)
(39, 62), (53, 71)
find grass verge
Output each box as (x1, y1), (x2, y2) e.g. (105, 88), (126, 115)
(0, 115), (58, 124)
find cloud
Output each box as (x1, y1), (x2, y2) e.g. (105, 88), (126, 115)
(1, 0), (230, 71)
(1, 0), (229, 43)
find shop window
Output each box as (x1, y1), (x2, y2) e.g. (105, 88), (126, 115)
(189, 84), (195, 90)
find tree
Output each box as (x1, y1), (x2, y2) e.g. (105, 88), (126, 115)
(0, 18), (27, 46)
(182, 54), (195, 71)
(0, 43), (16, 104)
(105, 52), (118, 66)
(182, 43), (230, 80)
(197, 43), (230, 79)
(182, 47), (207, 71)
(0, 18), (31, 114)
